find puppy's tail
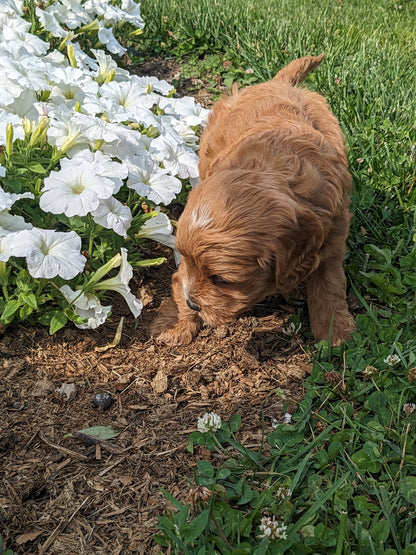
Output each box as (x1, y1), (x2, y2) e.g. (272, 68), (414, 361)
(273, 54), (325, 86)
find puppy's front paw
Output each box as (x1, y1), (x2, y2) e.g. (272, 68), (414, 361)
(155, 318), (201, 346)
(312, 309), (355, 346)
(150, 298), (201, 346)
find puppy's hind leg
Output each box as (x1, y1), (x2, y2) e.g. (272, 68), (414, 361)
(306, 257), (355, 346)
(149, 268), (201, 345)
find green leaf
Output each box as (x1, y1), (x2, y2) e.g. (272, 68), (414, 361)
(26, 161), (47, 173)
(229, 414), (241, 433)
(182, 509), (210, 543)
(370, 518), (390, 543)
(400, 476), (416, 505)
(20, 291), (38, 309)
(197, 460), (215, 478)
(65, 425), (120, 440)
(237, 483), (253, 505)
(49, 311), (68, 334)
(1, 299), (22, 322)
(134, 257), (167, 267)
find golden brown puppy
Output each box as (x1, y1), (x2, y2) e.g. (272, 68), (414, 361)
(150, 54), (355, 346)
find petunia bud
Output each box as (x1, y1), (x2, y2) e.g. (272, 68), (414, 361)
(5, 123), (13, 158)
(67, 43), (77, 68)
(29, 117), (49, 148)
(22, 118), (35, 139)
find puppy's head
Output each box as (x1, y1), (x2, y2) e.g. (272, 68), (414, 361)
(175, 168), (325, 327)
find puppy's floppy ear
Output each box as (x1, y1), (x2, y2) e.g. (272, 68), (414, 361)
(259, 206), (325, 293)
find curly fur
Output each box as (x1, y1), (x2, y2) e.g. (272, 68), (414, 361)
(150, 54), (355, 346)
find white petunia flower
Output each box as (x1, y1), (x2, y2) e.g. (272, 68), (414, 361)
(66, 149), (127, 193)
(134, 75), (173, 96)
(10, 228), (86, 279)
(258, 516), (287, 540)
(91, 196), (132, 237)
(159, 95), (210, 126)
(35, 7), (67, 38)
(0, 210), (32, 237)
(40, 163), (116, 217)
(126, 156), (182, 205)
(42, 0), (91, 30)
(0, 187), (34, 211)
(0, 112), (25, 144)
(94, 247), (142, 318)
(89, 48), (130, 83)
(384, 354), (400, 366)
(60, 285), (111, 329)
(2, 23), (49, 56)
(150, 129), (199, 179)
(197, 412), (222, 433)
(47, 110), (90, 155)
(97, 21), (126, 55)
(0, 232), (17, 261)
(135, 211), (176, 250)
(0, 1), (24, 16)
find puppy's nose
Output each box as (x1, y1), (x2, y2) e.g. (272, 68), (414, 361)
(186, 298), (201, 312)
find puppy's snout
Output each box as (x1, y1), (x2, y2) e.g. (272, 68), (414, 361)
(186, 298), (201, 312)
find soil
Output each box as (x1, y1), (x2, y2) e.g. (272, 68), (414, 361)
(0, 58), (312, 554)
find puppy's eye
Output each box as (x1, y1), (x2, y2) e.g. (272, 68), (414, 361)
(210, 275), (228, 286)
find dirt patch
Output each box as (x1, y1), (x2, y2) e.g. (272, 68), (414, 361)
(0, 245), (312, 554)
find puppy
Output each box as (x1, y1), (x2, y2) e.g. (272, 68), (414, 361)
(150, 54), (355, 346)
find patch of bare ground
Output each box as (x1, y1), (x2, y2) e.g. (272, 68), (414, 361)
(0, 60), (312, 553)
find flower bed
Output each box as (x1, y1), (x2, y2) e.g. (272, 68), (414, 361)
(0, 0), (209, 333)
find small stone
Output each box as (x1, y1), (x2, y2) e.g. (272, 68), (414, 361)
(32, 379), (55, 397)
(92, 392), (114, 410)
(57, 382), (77, 401)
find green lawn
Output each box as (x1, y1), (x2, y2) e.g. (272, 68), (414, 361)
(136, 1), (416, 552)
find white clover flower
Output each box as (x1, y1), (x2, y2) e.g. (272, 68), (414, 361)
(276, 486), (292, 501)
(283, 413), (292, 424)
(126, 156), (182, 205)
(282, 321), (302, 336)
(94, 248), (142, 318)
(60, 285), (111, 329)
(197, 412), (222, 433)
(403, 403), (416, 416)
(10, 228), (86, 279)
(258, 515), (287, 540)
(91, 196), (132, 237)
(384, 354), (400, 366)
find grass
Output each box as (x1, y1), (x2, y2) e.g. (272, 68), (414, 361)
(130, 0), (416, 551)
